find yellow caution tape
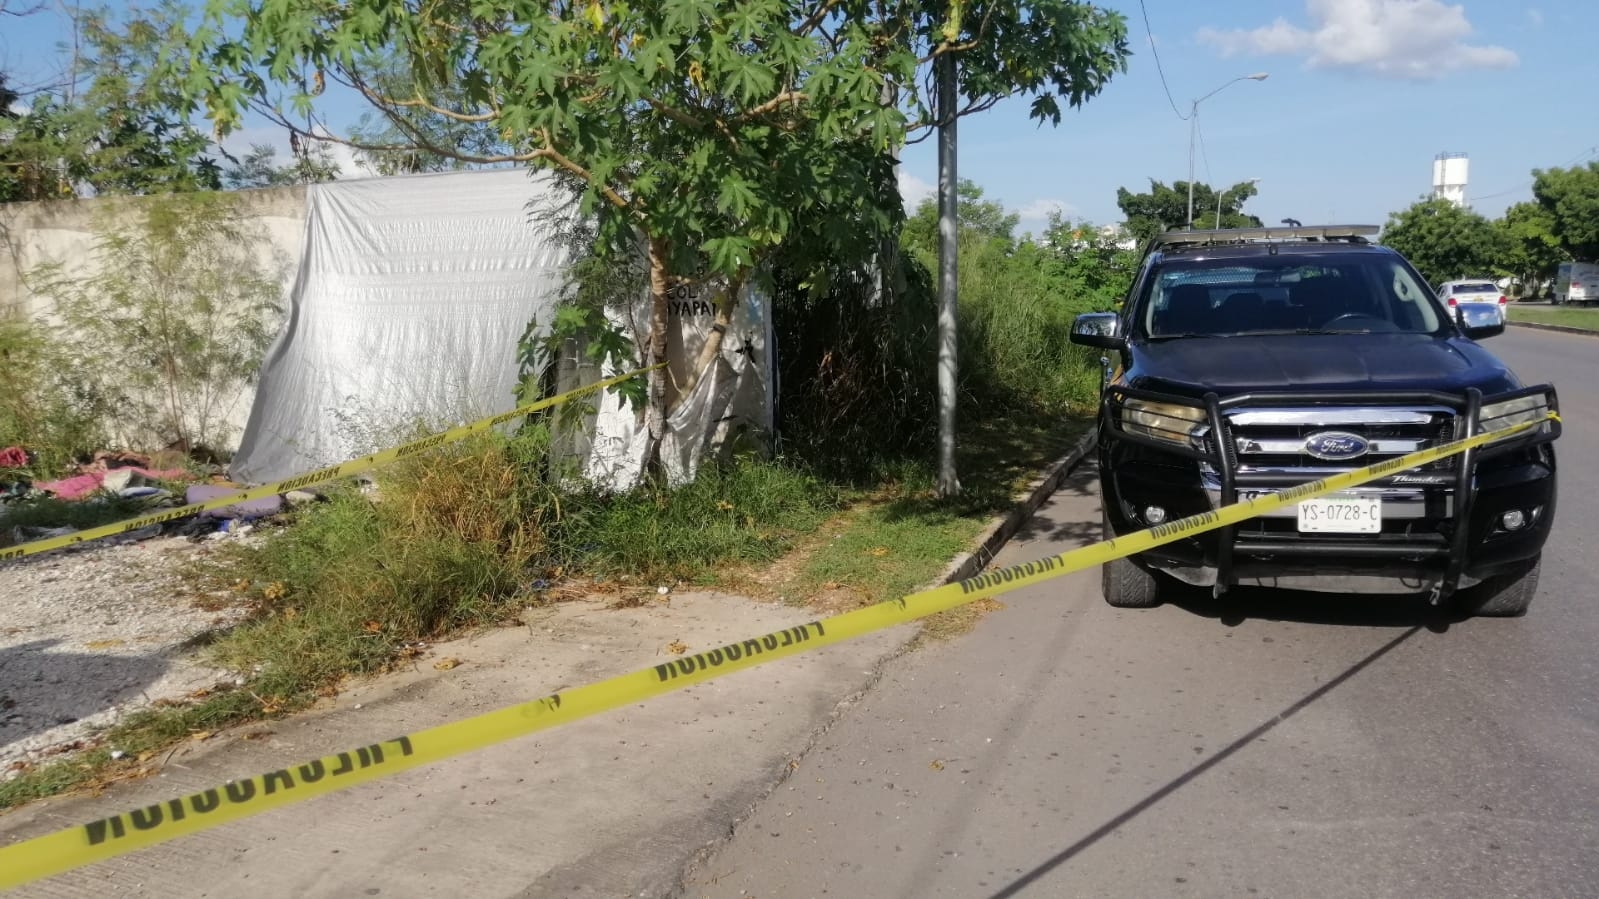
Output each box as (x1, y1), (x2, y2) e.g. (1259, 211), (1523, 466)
(0, 413), (1555, 891)
(0, 365), (661, 564)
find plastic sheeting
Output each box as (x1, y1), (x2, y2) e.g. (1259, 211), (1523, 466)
(230, 167), (774, 492)
(577, 280), (774, 491)
(229, 169), (576, 484)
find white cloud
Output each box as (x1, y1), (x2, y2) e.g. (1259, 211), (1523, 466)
(897, 170), (935, 210)
(1199, 18), (1312, 57)
(1526, 8), (1544, 27)
(1016, 198), (1074, 221)
(218, 125), (365, 182)
(1197, 0), (1518, 80)
(308, 126), (365, 181)
(1014, 198), (1077, 239)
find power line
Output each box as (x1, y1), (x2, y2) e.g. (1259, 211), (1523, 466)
(1466, 184), (1531, 203)
(1139, 0), (1189, 121)
(1467, 145), (1598, 203)
(1195, 114), (1213, 186)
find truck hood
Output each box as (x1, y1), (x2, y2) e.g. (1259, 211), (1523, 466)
(1125, 333), (1522, 397)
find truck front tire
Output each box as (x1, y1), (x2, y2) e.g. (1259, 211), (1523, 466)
(1459, 555), (1541, 618)
(1101, 508), (1163, 608)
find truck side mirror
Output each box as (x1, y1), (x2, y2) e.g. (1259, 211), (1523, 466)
(1070, 312), (1126, 350)
(1457, 305), (1504, 341)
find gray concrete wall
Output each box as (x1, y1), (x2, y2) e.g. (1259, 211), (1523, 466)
(1, 185), (309, 318)
(0, 186), (310, 452)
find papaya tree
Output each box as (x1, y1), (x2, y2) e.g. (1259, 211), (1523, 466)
(184, 0), (1127, 472)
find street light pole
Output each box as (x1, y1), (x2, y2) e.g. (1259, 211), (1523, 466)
(1185, 73), (1269, 230)
(1186, 106), (1198, 230)
(1217, 177), (1261, 229)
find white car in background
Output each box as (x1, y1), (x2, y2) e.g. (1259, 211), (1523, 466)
(1437, 279), (1506, 324)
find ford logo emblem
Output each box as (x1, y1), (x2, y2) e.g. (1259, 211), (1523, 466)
(1302, 431), (1370, 461)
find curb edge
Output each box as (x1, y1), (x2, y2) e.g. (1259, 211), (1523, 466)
(937, 424), (1099, 586)
(1508, 320), (1599, 337)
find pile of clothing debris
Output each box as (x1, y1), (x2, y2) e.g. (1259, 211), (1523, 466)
(0, 446), (319, 551)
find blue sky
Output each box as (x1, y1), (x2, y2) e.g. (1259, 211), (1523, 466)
(896, 0), (1599, 233)
(5, 0), (1596, 235)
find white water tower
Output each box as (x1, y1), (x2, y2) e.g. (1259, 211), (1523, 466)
(1432, 152), (1469, 207)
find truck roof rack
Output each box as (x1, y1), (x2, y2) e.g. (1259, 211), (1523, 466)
(1154, 225), (1381, 250)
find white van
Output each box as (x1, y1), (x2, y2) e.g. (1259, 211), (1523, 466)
(1554, 261), (1599, 305)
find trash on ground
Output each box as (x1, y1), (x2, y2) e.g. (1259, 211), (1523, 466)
(185, 484), (285, 521)
(37, 465), (189, 501)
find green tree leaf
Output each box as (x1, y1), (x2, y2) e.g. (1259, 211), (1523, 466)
(1379, 196), (1508, 286)
(1533, 161), (1599, 262)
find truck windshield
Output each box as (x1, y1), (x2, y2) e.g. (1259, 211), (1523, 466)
(1139, 256), (1446, 338)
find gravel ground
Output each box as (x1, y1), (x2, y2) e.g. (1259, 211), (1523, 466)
(0, 534), (253, 773)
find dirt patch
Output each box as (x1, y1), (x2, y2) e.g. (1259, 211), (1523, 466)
(0, 535), (254, 772)
(716, 510), (856, 601)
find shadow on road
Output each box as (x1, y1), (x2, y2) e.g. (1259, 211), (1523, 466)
(984, 625), (1423, 899)
(1012, 514), (1103, 548)
(1011, 458), (1102, 546)
(1034, 455), (1468, 631)
(1170, 587), (1468, 632)
(0, 638), (171, 751)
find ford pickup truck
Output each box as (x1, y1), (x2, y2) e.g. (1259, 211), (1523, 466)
(1070, 225), (1560, 616)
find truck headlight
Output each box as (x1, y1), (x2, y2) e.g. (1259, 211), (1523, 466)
(1479, 395), (1550, 434)
(1119, 398), (1208, 448)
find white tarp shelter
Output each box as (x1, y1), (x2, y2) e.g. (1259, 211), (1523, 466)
(229, 167), (773, 491)
(573, 279), (774, 491)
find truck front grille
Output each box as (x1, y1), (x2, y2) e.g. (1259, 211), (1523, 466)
(1210, 405), (1459, 474)
(1199, 405), (1460, 526)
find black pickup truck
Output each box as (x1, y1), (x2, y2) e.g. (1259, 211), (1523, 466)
(1070, 225), (1560, 616)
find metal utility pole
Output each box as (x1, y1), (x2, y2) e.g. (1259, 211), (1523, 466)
(1186, 109), (1197, 230)
(1184, 72), (1269, 230)
(1217, 177), (1260, 229)
(936, 53), (959, 498)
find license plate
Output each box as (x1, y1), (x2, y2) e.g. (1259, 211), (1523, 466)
(1297, 495), (1382, 533)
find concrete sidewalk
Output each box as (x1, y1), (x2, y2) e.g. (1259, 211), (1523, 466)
(0, 431), (1096, 898)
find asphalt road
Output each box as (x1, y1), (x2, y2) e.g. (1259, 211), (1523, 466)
(685, 327), (1599, 899)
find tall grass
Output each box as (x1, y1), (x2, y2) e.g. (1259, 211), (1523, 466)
(770, 239), (939, 481)
(557, 460), (838, 582)
(957, 239), (1108, 417)
(204, 429), (839, 699)
(209, 432), (549, 691)
(0, 317), (110, 478)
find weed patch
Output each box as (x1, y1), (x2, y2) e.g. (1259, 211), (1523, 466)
(201, 433), (555, 695)
(0, 318), (109, 479)
(0, 411), (1084, 810)
(557, 461), (840, 583)
(0, 495), (155, 545)
(192, 432), (840, 709)
(766, 415), (1090, 638)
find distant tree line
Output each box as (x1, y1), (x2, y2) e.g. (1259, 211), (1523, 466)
(1379, 162), (1599, 292)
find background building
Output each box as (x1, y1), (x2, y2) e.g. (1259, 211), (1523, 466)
(1432, 151), (1470, 208)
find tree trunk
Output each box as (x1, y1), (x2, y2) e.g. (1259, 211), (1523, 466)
(678, 270), (745, 401)
(935, 53), (960, 498)
(642, 235), (674, 476)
